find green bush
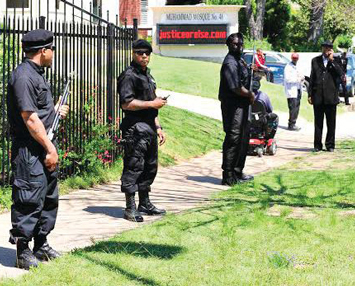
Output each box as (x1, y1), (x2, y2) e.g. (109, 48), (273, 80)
(335, 34), (353, 50)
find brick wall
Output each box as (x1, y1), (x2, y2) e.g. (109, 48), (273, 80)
(119, 0), (141, 25)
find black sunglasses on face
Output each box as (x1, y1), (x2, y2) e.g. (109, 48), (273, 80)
(134, 50), (151, 56)
(45, 46), (56, 51)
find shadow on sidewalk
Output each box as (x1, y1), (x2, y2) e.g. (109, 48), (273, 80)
(0, 246), (15, 267)
(83, 206), (125, 218)
(186, 176), (221, 185)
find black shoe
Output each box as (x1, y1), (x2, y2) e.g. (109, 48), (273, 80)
(314, 148), (322, 152)
(235, 173), (254, 183)
(326, 148), (334, 152)
(16, 240), (40, 270)
(138, 203), (166, 216)
(33, 242), (61, 261)
(124, 208), (144, 222)
(288, 125), (301, 131)
(221, 177), (238, 186)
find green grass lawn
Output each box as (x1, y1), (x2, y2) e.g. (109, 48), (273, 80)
(2, 141), (355, 285)
(0, 106), (223, 213)
(150, 54), (348, 122)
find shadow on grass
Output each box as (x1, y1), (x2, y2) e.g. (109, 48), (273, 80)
(77, 252), (162, 286)
(80, 241), (185, 260)
(73, 241), (185, 286)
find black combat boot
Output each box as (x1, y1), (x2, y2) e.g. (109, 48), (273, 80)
(221, 171), (238, 186)
(33, 236), (61, 261)
(138, 191), (166, 216)
(123, 193), (144, 222)
(16, 239), (40, 270)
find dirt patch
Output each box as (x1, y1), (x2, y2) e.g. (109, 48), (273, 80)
(267, 205), (316, 219)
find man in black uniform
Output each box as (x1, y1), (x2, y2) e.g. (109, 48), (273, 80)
(7, 29), (69, 269)
(219, 32), (255, 186)
(340, 52), (350, 105)
(308, 40), (343, 152)
(118, 39), (167, 222)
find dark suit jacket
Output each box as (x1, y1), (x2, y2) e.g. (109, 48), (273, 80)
(309, 55), (344, 105)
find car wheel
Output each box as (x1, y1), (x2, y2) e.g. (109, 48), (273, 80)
(257, 147), (263, 157)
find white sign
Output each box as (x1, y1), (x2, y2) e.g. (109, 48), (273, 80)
(161, 13), (228, 24)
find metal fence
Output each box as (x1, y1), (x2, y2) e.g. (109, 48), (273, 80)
(0, 0), (137, 185)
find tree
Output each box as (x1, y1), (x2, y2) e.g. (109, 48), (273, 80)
(263, 0), (291, 51)
(307, 0), (327, 44)
(245, 0), (266, 41)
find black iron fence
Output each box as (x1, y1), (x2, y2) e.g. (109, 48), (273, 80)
(0, 0), (137, 185)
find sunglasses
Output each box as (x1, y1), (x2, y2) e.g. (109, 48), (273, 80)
(134, 50), (151, 56)
(45, 46), (56, 51)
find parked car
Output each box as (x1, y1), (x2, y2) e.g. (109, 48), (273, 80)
(243, 51), (310, 90)
(243, 51), (287, 85)
(339, 53), (355, 97)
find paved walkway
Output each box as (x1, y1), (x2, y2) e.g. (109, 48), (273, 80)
(0, 89), (353, 280)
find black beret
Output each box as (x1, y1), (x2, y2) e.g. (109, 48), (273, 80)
(22, 29), (54, 52)
(132, 39), (152, 53)
(321, 40), (333, 48)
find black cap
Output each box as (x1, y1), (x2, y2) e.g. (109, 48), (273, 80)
(22, 29), (54, 52)
(132, 39), (152, 53)
(321, 40), (333, 48)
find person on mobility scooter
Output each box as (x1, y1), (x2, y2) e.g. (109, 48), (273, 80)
(248, 77), (279, 157)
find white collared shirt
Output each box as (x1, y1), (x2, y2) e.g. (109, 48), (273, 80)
(323, 55), (328, 68)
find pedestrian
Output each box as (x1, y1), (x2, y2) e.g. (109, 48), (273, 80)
(7, 29), (69, 269)
(118, 39), (167, 222)
(219, 32), (255, 186)
(284, 52), (304, 131)
(340, 51), (350, 105)
(308, 40), (343, 152)
(255, 48), (272, 81)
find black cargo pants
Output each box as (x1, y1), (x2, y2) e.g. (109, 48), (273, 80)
(221, 101), (250, 178)
(9, 140), (59, 244)
(121, 122), (158, 194)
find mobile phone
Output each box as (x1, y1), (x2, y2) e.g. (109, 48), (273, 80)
(163, 95), (170, 100)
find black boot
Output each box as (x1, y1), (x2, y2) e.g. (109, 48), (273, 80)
(33, 236), (61, 261)
(124, 193), (144, 222)
(16, 239), (40, 270)
(138, 191), (166, 216)
(222, 171), (238, 186)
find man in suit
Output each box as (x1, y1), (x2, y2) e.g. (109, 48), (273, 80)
(308, 41), (344, 152)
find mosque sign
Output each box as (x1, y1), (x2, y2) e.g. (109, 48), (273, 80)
(157, 24), (228, 45)
(150, 5), (245, 58)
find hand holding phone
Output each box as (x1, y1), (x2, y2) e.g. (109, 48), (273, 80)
(162, 94), (171, 100)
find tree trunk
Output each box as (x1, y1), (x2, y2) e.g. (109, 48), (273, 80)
(307, 0), (326, 43)
(245, 0), (266, 40)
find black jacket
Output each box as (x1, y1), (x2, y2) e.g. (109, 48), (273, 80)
(308, 55), (344, 105)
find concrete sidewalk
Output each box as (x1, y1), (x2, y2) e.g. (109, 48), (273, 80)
(0, 89), (352, 280)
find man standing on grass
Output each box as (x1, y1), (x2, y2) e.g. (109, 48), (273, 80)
(219, 32), (255, 186)
(7, 29), (69, 270)
(308, 41), (343, 152)
(118, 39), (167, 222)
(284, 53), (304, 131)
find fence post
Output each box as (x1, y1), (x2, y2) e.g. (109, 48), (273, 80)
(39, 16), (46, 29)
(133, 18), (138, 40)
(106, 23), (114, 125)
